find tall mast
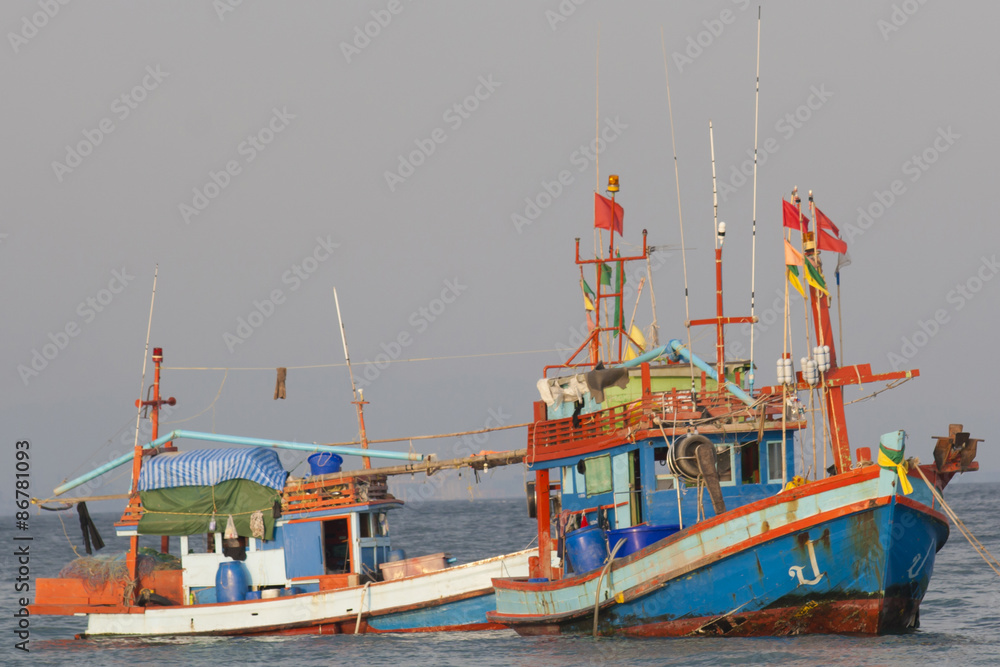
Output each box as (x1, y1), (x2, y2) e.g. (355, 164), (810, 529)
(709, 121), (726, 384)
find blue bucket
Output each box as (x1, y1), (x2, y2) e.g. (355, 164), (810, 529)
(215, 561), (249, 603)
(388, 549), (406, 563)
(564, 525), (608, 575)
(607, 524), (680, 559)
(308, 452), (343, 476)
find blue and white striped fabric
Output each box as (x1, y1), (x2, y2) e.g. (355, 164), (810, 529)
(138, 448), (288, 491)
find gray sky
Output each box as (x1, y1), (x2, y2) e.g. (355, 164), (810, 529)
(4, 1), (998, 515)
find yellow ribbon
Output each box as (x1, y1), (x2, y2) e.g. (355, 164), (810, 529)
(878, 449), (913, 495)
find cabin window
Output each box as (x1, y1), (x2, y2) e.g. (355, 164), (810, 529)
(563, 466), (575, 495)
(767, 440), (784, 482)
(716, 445), (734, 485)
(584, 455), (613, 497)
(359, 513), (371, 538)
(655, 474), (675, 490)
(741, 441), (761, 484)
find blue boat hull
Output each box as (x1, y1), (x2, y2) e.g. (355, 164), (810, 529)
(491, 469), (950, 636)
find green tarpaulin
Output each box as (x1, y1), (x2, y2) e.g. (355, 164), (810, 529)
(138, 478), (279, 541)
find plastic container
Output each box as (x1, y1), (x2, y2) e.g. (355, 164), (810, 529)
(379, 553), (449, 581)
(245, 590), (261, 600)
(215, 561), (249, 603)
(607, 524), (680, 559)
(308, 452), (343, 476)
(564, 525), (608, 575)
(388, 548), (406, 562)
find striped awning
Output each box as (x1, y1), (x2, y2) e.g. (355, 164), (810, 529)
(137, 448), (288, 491)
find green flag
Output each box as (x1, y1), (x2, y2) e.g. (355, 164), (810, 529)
(582, 278), (596, 299)
(613, 253), (625, 337)
(599, 263), (612, 286)
(804, 256), (830, 296)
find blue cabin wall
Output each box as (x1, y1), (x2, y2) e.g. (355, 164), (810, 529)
(549, 430), (797, 530)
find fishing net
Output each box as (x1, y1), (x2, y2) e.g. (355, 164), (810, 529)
(58, 548), (182, 591)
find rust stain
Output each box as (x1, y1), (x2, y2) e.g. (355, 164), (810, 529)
(761, 520), (770, 533)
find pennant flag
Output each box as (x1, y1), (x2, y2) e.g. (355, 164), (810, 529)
(599, 262), (612, 286)
(624, 325), (647, 361)
(835, 250), (852, 285)
(784, 239), (805, 297)
(782, 200), (809, 231)
(815, 207), (847, 254)
(595, 193), (624, 236)
(814, 206), (840, 235)
(804, 256), (830, 296)
(580, 278), (595, 311)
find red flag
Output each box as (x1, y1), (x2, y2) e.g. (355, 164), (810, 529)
(814, 206), (846, 253)
(817, 229), (847, 254)
(595, 193), (624, 236)
(814, 206), (840, 236)
(782, 200), (808, 231)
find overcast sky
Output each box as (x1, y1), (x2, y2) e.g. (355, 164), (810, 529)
(4, 1), (999, 515)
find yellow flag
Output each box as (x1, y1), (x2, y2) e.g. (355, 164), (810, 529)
(784, 240), (806, 297)
(624, 325), (646, 361)
(583, 294), (595, 311)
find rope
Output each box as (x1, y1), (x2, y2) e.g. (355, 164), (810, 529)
(593, 537), (627, 637)
(162, 348), (560, 371)
(354, 581), (371, 634)
(321, 421), (531, 448)
(161, 370), (228, 426)
(914, 464), (1000, 578)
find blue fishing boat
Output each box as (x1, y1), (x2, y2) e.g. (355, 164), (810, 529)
(487, 178), (980, 636)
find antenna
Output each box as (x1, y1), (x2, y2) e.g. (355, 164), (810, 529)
(333, 287), (370, 469)
(749, 5), (762, 393)
(660, 27), (696, 393)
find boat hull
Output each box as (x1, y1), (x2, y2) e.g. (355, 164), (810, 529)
(490, 468), (949, 637)
(55, 549), (532, 637)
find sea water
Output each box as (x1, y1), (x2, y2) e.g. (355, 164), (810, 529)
(5, 487), (1000, 666)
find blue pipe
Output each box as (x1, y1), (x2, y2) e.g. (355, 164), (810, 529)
(53, 429), (424, 496)
(666, 339), (755, 406)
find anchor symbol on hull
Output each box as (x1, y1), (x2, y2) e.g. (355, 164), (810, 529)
(907, 541), (934, 579)
(788, 539), (825, 586)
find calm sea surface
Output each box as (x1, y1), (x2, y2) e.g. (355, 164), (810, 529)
(5, 486), (1000, 666)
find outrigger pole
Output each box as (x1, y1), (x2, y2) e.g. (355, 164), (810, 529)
(52, 430), (424, 498)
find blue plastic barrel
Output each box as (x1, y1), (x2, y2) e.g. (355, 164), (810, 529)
(607, 524), (680, 558)
(245, 590), (261, 600)
(388, 548), (406, 562)
(308, 452), (343, 476)
(216, 561), (249, 603)
(564, 525), (609, 575)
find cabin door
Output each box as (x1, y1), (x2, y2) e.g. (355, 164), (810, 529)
(612, 451), (641, 529)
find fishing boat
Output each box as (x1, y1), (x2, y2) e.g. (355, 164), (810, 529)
(485, 177), (981, 636)
(30, 346), (533, 637)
